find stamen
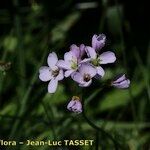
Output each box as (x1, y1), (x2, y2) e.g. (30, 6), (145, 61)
(52, 69), (59, 77)
(83, 74), (91, 82)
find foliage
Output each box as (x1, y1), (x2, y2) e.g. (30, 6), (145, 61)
(0, 0), (150, 149)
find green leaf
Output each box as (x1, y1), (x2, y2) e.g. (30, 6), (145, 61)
(98, 82), (144, 112)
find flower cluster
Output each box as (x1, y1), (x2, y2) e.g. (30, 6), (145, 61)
(39, 34), (130, 113)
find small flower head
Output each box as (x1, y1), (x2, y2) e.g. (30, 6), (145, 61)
(39, 52), (64, 93)
(57, 51), (80, 77)
(92, 34), (106, 50)
(67, 96), (82, 113)
(71, 63), (96, 87)
(112, 74), (130, 89)
(81, 46), (116, 77)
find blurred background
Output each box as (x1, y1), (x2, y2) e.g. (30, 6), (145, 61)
(0, 0), (150, 149)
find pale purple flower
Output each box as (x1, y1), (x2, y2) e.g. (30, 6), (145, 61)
(81, 46), (116, 77)
(39, 52), (64, 93)
(71, 63), (96, 87)
(57, 51), (79, 77)
(92, 34), (106, 50)
(112, 74), (130, 89)
(70, 44), (85, 61)
(67, 96), (82, 113)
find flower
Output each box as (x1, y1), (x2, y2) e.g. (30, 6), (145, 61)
(112, 74), (130, 89)
(39, 52), (64, 93)
(71, 63), (96, 87)
(67, 96), (82, 113)
(70, 44), (85, 61)
(81, 46), (116, 77)
(92, 34), (106, 51)
(57, 44), (85, 78)
(57, 51), (78, 77)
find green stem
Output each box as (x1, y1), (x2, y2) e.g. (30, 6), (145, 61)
(82, 86), (122, 150)
(82, 109), (121, 150)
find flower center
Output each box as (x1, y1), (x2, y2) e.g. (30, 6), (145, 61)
(83, 74), (91, 82)
(71, 58), (78, 70)
(52, 69), (59, 77)
(91, 57), (100, 66)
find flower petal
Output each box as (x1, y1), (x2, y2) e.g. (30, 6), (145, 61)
(65, 69), (74, 77)
(39, 66), (52, 81)
(64, 51), (76, 62)
(57, 60), (71, 70)
(48, 79), (58, 93)
(92, 34), (98, 50)
(80, 58), (91, 64)
(47, 52), (58, 69)
(112, 79), (130, 89)
(79, 80), (92, 87)
(79, 64), (96, 77)
(72, 101), (82, 113)
(113, 74), (126, 83)
(71, 72), (83, 84)
(79, 44), (85, 57)
(67, 100), (76, 111)
(56, 69), (64, 81)
(85, 46), (97, 59)
(70, 44), (80, 58)
(96, 66), (105, 77)
(100, 51), (116, 64)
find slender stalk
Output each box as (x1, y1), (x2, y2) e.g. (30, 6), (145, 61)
(82, 109), (120, 150)
(82, 87), (122, 150)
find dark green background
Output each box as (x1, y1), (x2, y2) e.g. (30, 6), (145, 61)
(0, 0), (150, 149)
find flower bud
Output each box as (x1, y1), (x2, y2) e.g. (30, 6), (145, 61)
(92, 34), (106, 50)
(67, 96), (82, 113)
(112, 74), (130, 89)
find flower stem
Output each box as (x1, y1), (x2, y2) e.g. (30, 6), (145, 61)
(82, 87), (122, 150)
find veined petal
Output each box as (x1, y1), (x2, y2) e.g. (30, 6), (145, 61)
(64, 51), (76, 62)
(79, 64), (96, 77)
(100, 51), (116, 64)
(96, 66), (105, 77)
(65, 69), (74, 77)
(70, 44), (80, 58)
(113, 79), (130, 89)
(72, 72), (83, 84)
(92, 34), (98, 50)
(80, 58), (91, 64)
(79, 80), (92, 87)
(67, 100), (76, 110)
(48, 79), (58, 93)
(85, 46), (97, 59)
(57, 60), (71, 70)
(72, 101), (82, 113)
(113, 74), (126, 83)
(47, 52), (58, 69)
(56, 69), (64, 81)
(39, 66), (52, 81)
(79, 44), (85, 57)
